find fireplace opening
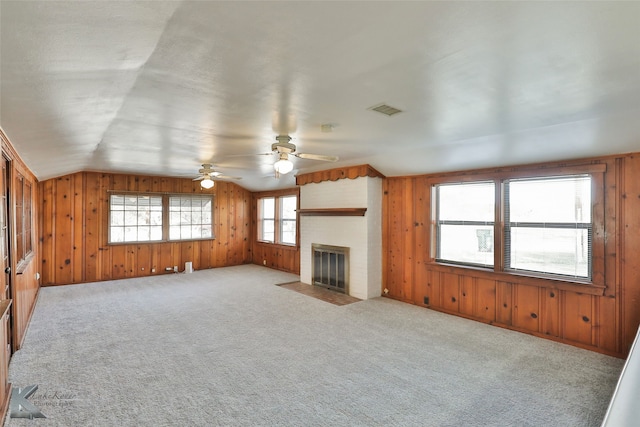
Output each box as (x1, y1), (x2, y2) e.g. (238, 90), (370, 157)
(312, 244), (349, 294)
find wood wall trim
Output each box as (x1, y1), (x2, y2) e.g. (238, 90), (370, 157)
(296, 164), (384, 186)
(298, 208), (367, 217)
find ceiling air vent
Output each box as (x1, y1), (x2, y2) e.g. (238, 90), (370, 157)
(368, 103), (403, 117)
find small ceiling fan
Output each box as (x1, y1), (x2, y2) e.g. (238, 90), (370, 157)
(193, 164), (241, 189)
(271, 135), (338, 176)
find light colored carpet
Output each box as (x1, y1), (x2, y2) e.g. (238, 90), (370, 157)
(5, 264), (624, 426)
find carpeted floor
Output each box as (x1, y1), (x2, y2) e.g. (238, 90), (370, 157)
(5, 265), (624, 426)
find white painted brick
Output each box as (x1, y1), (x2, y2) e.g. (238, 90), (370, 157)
(300, 176), (382, 300)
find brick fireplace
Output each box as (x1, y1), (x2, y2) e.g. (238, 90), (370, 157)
(298, 166), (383, 300)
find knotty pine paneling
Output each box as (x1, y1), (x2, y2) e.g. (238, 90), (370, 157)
(39, 172), (252, 286)
(384, 153), (640, 357)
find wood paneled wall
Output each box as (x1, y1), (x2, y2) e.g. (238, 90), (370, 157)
(251, 188), (300, 274)
(39, 172), (252, 286)
(0, 128), (40, 351)
(383, 154), (640, 358)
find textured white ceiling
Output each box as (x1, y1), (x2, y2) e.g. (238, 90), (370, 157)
(1, 1), (640, 191)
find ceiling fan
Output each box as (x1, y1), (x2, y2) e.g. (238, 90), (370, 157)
(270, 135), (338, 176)
(193, 164), (241, 189)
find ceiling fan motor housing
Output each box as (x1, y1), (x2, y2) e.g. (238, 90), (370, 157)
(272, 140), (296, 154)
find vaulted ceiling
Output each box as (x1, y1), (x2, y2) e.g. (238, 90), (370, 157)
(1, 1), (639, 191)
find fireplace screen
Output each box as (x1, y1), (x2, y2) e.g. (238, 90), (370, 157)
(312, 244), (349, 294)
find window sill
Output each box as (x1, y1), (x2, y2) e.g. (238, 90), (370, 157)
(108, 237), (215, 246)
(429, 261), (606, 296)
(255, 241), (298, 249)
(15, 251), (35, 275)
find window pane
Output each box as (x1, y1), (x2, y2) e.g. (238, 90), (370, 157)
(150, 226), (163, 241)
(261, 198), (275, 220)
(261, 219), (275, 242)
(509, 227), (589, 277)
(509, 176), (591, 223)
(281, 219), (296, 245)
(436, 182), (495, 267)
(439, 182), (494, 222)
(281, 196), (296, 220)
(111, 227), (124, 243)
(439, 225), (494, 266)
(111, 211), (124, 226)
(506, 175), (592, 279)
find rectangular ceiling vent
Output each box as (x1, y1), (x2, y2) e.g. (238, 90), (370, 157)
(368, 103), (403, 117)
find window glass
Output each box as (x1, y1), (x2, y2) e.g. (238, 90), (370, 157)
(257, 195), (297, 245)
(259, 197), (275, 242)
(280, 196), (297, 245)
(506, 175), (591, 279)
(436, 182), (495, 267)
(110, 194), (164, 243)
(168, 195), (213, 241)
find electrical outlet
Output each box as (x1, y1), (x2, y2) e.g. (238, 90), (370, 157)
(263, 260), (267, 265)
(151, 268), (156, 273)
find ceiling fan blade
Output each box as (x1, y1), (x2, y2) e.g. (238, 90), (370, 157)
(295, 153), (339, 162)
(216, 175), (242, 180)
(193, 176), (205, 181)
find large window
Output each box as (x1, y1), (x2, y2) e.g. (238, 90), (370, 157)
(435, 181), (495, 267)
(433, 171), (599, 282)
(258, 195), (297, 246)
(505, 175), (591, 279)
(109, 193), (214, 244)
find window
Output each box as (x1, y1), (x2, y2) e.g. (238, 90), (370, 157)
(258, 197), (275, 243)
(505, 175), (591, 279)
(435, 181), (495, 267)
(109, 193), (214, 244)
(433, 169), (601, 283)
(257, 195), (297, 246)
(15, 174), (33, 264)
(169, 195), (213, 241)
(280, 196), (297, 245)
(110, 194), (163, 243)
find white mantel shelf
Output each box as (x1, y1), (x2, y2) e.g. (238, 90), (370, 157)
(297, 208), (367, 217)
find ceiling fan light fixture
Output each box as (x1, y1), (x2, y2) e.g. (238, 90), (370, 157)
(200, 178), (214, 189)
(274, 153), (294, 175)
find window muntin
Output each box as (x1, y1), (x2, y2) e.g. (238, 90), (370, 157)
(110, 194), (163, 243)
(257, 195), (297, 246)
(280, 196), (297, 245)
(435, 181), (495, 267)
(169, 195), (213, 241)
(258, 197), (275, 243)
(505, 175), (592, 279)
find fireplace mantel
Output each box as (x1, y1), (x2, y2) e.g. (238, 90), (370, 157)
(298, 208), (367, 217)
